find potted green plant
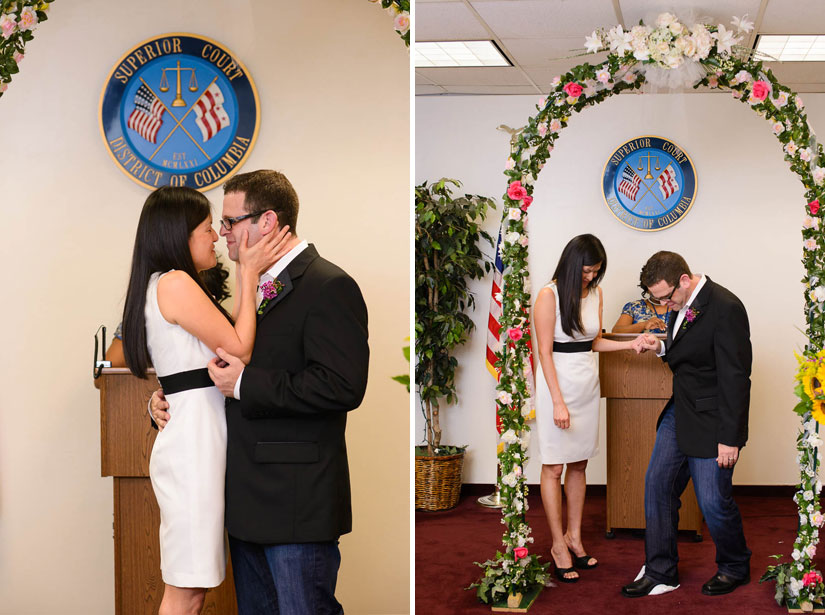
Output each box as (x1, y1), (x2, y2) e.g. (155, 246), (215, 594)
(415, 178), (495, 511)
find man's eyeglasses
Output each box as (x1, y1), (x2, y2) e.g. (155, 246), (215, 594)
(643, 285), (677, 305)
(219, 210), (272, 231)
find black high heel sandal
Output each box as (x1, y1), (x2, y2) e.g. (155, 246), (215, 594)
(551, 554), (580, 583)
(568, 547), (598, 570)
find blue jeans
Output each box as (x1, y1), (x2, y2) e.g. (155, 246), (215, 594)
(643, 404), (751, 585)
(228, 535), (343, 615)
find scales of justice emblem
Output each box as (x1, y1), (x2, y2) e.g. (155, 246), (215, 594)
(100, 33), (259, 191)
(601, 136), (697, 231)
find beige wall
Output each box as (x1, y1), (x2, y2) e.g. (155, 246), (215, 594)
(415, 92), (825, 488)
(0, 1), (409, 614)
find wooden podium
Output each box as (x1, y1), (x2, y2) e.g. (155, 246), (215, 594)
(96, 368), (238, 615)
(599, 334), (703, 539)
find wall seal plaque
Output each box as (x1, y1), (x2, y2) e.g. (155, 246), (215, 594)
(100, 33), (259, 191)
(602, 136), (697, 231)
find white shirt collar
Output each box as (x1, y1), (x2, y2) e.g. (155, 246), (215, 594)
(682, 274), (707, 312)
(263, 239), (308, 281)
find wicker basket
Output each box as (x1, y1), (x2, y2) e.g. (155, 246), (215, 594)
(415, 451), (465, 511)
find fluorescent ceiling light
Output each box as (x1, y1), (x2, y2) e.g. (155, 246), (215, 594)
(415, 41), (511, 67)
(755, 35), (825, 61)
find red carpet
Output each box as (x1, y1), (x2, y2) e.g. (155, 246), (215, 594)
(415, 488), (807, 614)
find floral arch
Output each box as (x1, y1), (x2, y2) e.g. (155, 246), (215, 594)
(477, 12), (825, 610)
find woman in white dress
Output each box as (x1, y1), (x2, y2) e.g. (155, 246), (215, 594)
(533, 234), (646, 583)
(121, 186), (289, 615)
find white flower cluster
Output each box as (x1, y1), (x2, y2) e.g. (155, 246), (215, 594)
(584, 13), (753, 70)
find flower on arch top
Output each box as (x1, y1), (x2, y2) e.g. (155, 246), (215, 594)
(507, 181), (528, 201)
(563, 82), (583, 98)
(751, 80), (770, 101)
(712, 23), (739, 56)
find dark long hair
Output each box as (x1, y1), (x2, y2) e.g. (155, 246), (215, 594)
(122, 186), (231, 377)
(552, 234), (607, 337)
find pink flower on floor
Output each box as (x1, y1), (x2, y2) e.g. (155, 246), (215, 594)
(508, 327), (523, 341)
(513, 547), (529, 560)
(803, 571), (823, 587)
(507, 181), (528, 201)
(751, 80), (770, 101)
(563, 82), (583, 98)
(810, 200), (820, 215)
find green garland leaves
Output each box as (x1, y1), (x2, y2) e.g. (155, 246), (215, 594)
(479, 12), (825, 604)
(0, 0), (54, 98)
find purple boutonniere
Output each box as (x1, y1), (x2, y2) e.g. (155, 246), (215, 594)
(257, 279), (284, 314)
(681, 306), (700, 332)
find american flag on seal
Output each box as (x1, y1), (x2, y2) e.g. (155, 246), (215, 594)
(657, 164), (680, 199)
(127, 84), (165, 144)
(194, 83), (231, 142)
(617, 164), (642, 201)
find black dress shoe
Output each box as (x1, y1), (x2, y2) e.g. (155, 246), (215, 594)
(622, 575), (678, 597)
(701, 572), (750, 596)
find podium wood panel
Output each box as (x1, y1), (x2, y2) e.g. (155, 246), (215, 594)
(599, 339), (702, 536)
(98, 369), (238, 615)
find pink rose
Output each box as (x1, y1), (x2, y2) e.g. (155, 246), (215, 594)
(563, 82), (583, 98)
(508, 327), (523, 342)
(507, 181), (528, 201)
(803, 571), (823, 587)
(751, 80), (769, 101)
(810, 200), (820, 215)
(513, 547), (528, 560)
(520, 195), (533, 211)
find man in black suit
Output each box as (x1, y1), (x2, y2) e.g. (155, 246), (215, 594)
(152, 169), (369, 614)
(621, 251), (751, 599)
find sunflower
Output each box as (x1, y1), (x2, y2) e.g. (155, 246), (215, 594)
(803, 369), (822, 401)
(812, 400), (825, 426)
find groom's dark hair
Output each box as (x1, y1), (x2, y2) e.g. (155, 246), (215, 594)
(640, 251), (693, 291)
(122, 186), (231, 377)
(223, 169), (299, 233)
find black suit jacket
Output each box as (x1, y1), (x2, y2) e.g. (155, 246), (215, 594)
(659, 278), (751, 458)
(224, 244), (369, 544)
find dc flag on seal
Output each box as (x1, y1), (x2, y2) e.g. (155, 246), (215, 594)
(194, 83), (231, 142)
(617, 164), (642, 201)
(658, 164), (680, 199)
(127, 84), (165, 144)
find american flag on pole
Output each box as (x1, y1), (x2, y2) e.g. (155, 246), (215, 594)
(194, 83), (231, 142)
(617, 164), (642, 201)
(657, 164), (680, 199)
(127, 84), (165, 144)
(486, 224), (535, 434)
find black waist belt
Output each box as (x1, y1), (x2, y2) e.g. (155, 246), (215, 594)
(158, 368), (213, 394)
(553, 341), (592, 353)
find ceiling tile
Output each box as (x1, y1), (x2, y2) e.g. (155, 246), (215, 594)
(416, 66), (535, 86)
(471, 0), (617, 38)
(442, 84), (543, 94)
(415, 85), (450, 95)
(501, 36), (608, 66)
(416, 2), (492, 40)
(760, 0), (825, 34)
(618, 0), (762, 29)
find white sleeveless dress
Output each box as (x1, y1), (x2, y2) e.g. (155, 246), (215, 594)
(534, 283), (601, 465)
(146, 271), (227, 588)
